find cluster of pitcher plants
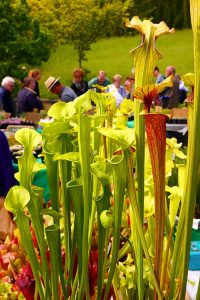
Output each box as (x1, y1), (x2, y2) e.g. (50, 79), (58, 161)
(2, 1), (200, 299)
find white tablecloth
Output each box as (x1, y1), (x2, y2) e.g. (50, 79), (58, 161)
(187, 270), (200, 299)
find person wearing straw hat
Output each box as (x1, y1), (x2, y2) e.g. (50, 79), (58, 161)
(45, 76), (77, 102)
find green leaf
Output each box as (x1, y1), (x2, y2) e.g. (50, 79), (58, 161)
(177, 164), (186, 191)
(54, 152), (80, 162)
(41, 208), (63, 223)
(89, 90), (117, 115)
(48, 101), (76, 120)
(15, 128), (42, 150)
(67, 179), (84, 284)
(45, 224), (62, 299)
(120, 99), (135, 115)
(98, 127), (134, 149)
(15, 128), (42, 189)
(165, 185), (182, 228)
(104, 152), (127, 299)
(74, 90), (93, 114)
(90, 161), (112, 185)
(182, 72), (195, 87)
(42, 121), (72, 137)
(5, 186), (30, 212)
(5, 186), (45, 300)
(100, 209), (113, 228)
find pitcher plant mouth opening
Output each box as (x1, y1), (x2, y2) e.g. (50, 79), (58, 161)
(126, 16), (175, 88)
(125, 16), (175, 64)
(133, 75), (173, 113)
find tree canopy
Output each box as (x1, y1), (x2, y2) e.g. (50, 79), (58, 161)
(0, 0), (52, 80)
(27, 0), (191, 67)
(27, 0), (127, 67)
(0, 0), (191, 78)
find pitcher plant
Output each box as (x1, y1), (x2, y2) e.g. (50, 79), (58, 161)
(3, 7), (200, 300)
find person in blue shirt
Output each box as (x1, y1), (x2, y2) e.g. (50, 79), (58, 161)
(88, 70), (111, 93)
(153, 66), (166, 84)
(45, 76), (77, 102)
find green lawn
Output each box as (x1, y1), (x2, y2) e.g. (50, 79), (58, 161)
(40, 29), (193, 99)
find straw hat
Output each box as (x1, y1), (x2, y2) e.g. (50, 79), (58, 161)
(45, 76), (60, 90)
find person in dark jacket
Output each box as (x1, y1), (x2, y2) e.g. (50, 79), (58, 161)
(17, 77), (44, 115)
(0, 76), (16, 117)
(70, 68), (88, 96)
(0, 130), (16, 239)
(0, 131), (16, 197)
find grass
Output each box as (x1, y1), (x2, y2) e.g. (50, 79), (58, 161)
(40, 29), (193, 99)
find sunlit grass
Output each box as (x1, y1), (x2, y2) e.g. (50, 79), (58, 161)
(40, 29), (193, 98)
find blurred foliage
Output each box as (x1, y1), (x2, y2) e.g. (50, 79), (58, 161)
(0, 0), (191, 79)
(0, 0), (52, 81)
(27, 0), (191, 68)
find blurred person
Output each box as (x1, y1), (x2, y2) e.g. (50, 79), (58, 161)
(107, 74), (128, 107)
(17, 77), (43, 114)
(0, 76), (16, 117)
(28, 68), (42, 97)
(153, 67), (166, 106)
(153, 66), (165, 84)
(165, 65), (176, 78)
(160, 66), (180, 109)
(0, 131), (16, 198)
(45, 76), (77, 102)
(88, 70), (111, 92)
(175, 74), (189, 103)
(124, 75), (135, 99)
(70, 68), (88, 96)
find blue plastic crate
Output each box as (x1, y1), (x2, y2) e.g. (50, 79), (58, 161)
(189, 241), (200, 270)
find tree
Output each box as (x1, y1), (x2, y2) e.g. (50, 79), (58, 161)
(63, 0), (100, 67)
(27, 0), (191, 69)
(97, 1), (125, 37)
(149, 0), (191, 29)
(0, 0), (52, 80)
(28, 0), (100, 68)
(27, 0), (127, 68)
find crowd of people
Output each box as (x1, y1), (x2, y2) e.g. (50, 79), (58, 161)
(44, 69), (135, 109)
(0, 65), (189, 118)
(0, 66), (188, 117)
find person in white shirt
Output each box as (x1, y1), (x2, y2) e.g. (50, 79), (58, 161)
(107, 74), (128, 107)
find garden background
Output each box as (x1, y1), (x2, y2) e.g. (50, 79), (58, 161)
(1, 1), (200, 299)
(0, 0), (193, 98)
